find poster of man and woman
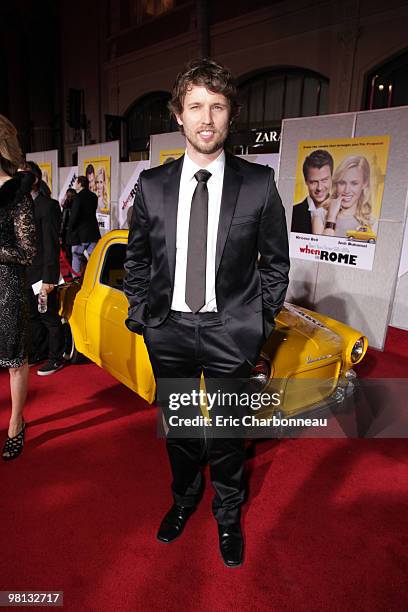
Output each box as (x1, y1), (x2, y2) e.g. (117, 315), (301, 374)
(290, 136), (390, 270)
(83, 156), (111, 232)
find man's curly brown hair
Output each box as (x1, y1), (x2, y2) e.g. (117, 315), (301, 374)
(168, 58), (240, 123)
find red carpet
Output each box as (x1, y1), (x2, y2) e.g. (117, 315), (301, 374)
(0, 328), (407, 611)
(355, 326), (408, 378)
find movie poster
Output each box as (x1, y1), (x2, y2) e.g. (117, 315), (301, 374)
(290, 136), (390, 270)
(83, 156), (111, 233)
(83, 156), (111, 213)
(159, 149), (184, 165)
(39, 162), (52, 193)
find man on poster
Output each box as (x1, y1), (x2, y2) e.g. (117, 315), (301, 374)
(124, 58), (289, 567)
(85, 164), (96, 193)
(291, 149), (333, 234)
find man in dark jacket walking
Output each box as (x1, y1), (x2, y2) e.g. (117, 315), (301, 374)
(26, 161), (65, 376)
(69, 176), (101, 275)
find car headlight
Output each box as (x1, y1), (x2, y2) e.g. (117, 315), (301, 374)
(250, 355), (272, 387)
(350, 337), (365, 363)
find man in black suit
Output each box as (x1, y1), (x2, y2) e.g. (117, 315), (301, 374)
(25, 161), (65, 376)
(124, 59), (290, 567)
(291, 149), (334, 234)
(69, 175), (101, 275)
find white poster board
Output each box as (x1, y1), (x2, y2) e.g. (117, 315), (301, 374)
(58, 167), (78, 207)
(238, 153), (280, 178)
(278, 107), (408, 349)
(118, 161), (150, 229)
(150, 132), (185, 168)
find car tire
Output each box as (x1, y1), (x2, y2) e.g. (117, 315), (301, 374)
(63, 322), (86, 364)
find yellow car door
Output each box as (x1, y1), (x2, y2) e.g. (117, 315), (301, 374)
(85, 236), (155, 403)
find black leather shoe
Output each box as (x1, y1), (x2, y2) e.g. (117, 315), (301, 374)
(157, 504), (195, 543)
(218, 522), (243, 567)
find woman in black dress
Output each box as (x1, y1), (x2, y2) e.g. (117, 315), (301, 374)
(0, 115), (36, 461)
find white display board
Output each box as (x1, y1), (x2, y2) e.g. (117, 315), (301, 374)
(150, 132), (185, 168)
(279, 107), (408, 349)
(118, 161), (150, 229)
(238, 153), (280, 179)
(58, 166), (78, 206)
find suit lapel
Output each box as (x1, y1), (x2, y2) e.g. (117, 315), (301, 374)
(215, 153), (242, 276)
(163, 156), (184, 285)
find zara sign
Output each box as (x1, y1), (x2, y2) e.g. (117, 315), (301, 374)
(228, 125), (282, 153)
(254, 129), (281, 144)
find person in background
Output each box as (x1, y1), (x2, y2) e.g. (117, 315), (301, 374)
(39, 178), (51, 197)
(68, 175), (101, 275)
(60, 187), (76, 265)
(126, 204), (133, 228)
(25, 160), (65, 376)
(23, 162), (51, 197)
(0, 115), (36, 460)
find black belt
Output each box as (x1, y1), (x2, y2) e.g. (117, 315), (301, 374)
(170, 310), (220, 321)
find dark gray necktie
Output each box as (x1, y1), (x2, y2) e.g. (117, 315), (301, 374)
(185, 169), (212, 313)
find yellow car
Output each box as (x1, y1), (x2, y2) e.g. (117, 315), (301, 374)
(59, 231), (367, 418)
(346, 225), (377, 243)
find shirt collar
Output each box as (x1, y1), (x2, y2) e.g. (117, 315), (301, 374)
(182, 149), (225, 182)
(307, 195), (317, 212)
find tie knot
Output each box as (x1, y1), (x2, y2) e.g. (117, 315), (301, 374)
(194, 169), (211, 183)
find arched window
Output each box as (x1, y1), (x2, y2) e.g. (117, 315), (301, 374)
(125, 91), (178, 159)
(364, 50), (408, 110)
(229, 67), (328, 154)
(237, 67), (329, 130)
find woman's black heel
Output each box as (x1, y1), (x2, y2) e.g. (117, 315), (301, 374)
(2, 421), (26, 461)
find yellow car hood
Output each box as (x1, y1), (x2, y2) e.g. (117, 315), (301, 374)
(265, 303), (343, 376)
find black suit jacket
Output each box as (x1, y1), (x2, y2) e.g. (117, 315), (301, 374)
(68, 189), (101, 245)
(124, 153), (290, 364)
(27, 193), (61, 285)
(291, 198), (312, 234)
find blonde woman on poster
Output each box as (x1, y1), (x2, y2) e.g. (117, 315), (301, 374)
(312, 155), (376, 238)
(95, 166), (109, 212)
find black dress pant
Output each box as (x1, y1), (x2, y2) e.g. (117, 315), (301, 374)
(143, 311), (253, 525)
(28, 288), (64, 361)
